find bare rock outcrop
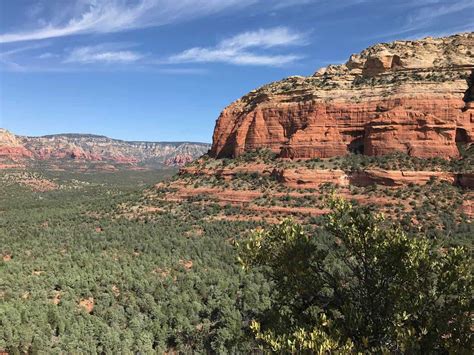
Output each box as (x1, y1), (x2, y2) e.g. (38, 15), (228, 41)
(271, 167), (459, 188)
(165, 154), (194, 167)
(210, 33), (474, 159)
(0, 129), (33, 160)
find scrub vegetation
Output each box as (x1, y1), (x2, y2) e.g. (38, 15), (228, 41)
(1, 165), (472, 353)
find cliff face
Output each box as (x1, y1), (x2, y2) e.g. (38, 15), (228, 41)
(210, 33), (474, 159)
(0, 129), (210, 168)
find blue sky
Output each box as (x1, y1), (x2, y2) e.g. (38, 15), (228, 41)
(0, 0), (472, 142)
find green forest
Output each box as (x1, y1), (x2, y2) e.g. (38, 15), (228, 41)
(1, 168), (472, 353)
(1, 170), (270, 353)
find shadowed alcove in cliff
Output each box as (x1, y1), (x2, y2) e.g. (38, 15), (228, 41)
(456, 128), (468, 143)
(455, 127), (469, 154)
(462, 70), (474, 105)
(348, 137), (364, 154)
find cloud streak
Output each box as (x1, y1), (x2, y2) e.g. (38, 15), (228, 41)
(0, 0), (327, 44)
(0, 0), (254, 43)
(64, 45), (143, 64)
(370, 0), (474, 39)
(0, 42), (52, 71)
(404, 0), (474, 32)
(168, 27), (306, 66)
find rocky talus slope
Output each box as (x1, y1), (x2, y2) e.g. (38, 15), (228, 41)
(210, 33), (473, 159)
(0, 129), (210, 170)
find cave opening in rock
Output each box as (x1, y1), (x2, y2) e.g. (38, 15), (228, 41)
(455, 127), (469, 155)
(391, 55), (402, 69)
(348, 137), (364, 154)
(456, 128), (468, 143)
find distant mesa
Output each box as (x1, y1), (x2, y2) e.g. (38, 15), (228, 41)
(0, 128), (210, 170)
(210, 32), (474, 160)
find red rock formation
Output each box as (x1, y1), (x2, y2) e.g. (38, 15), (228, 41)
(271, 168), (348, 188)
(165, 154), (194, 166)
(350, 170), (456, 187)
(0, 129), (209, 169)
(271, 167), (457, 188)
(210, 33), (474, 159)
(0, 146), (33, 160)
(181, 160), (472, 189)
(0, 129), (33, 160)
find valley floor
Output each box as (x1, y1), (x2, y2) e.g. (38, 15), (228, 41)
(1, 155), (472, 352)
(0, 169), (268, 353)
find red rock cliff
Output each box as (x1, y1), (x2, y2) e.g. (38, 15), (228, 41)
(210, 33), (474, 159)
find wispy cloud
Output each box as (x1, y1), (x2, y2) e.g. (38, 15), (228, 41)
(370, 0), (474, 39)
(64, 45), (143, 64)
(218, 27), (307, 49)
(0, 0), (256, 43)
(404, 0), (474, 33)
(38, 52), (59, 59)
(168, 27), (307, 66)
(0, 42), (52, 71)
(0, 0), (325, 44)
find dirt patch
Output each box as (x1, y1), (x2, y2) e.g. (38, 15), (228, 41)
(185, 228), (204, 237)
(21, 178), (58, 192)
(51, 291), (62, 305)
(152, 267), (171, 278)
(179, 259), (193, 270)
(111, 285), (120, 297)
(78, 297), (94, 313)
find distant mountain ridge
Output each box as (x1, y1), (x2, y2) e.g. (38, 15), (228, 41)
(0, 129), (210, 170)
(37, 133), (207, 145)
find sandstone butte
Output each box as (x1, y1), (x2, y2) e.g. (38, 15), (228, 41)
(210, 33), (474, 160)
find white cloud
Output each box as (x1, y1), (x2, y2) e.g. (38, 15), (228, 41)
(168, 27), (306, 66)
(0, 0), (256, 43)
(38, 52), (58, 59)
(404, 0), (474, 32)
(0, 0), (325, 44)
(64, 45), (143, 64)
(369, 0), (474, 39)
(220, 27), (308, 49)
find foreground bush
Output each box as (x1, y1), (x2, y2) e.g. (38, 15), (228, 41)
(238, 198), (472, 353)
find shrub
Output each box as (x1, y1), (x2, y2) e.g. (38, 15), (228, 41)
(238, 199), (472, 353)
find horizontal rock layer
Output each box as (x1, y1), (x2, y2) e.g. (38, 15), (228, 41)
(272, 168), (473, 189)
(210, 33), (474, 159)
(182, 164), (473, 189)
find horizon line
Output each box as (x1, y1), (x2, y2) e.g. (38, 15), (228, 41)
(0, 128), (212, 145)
